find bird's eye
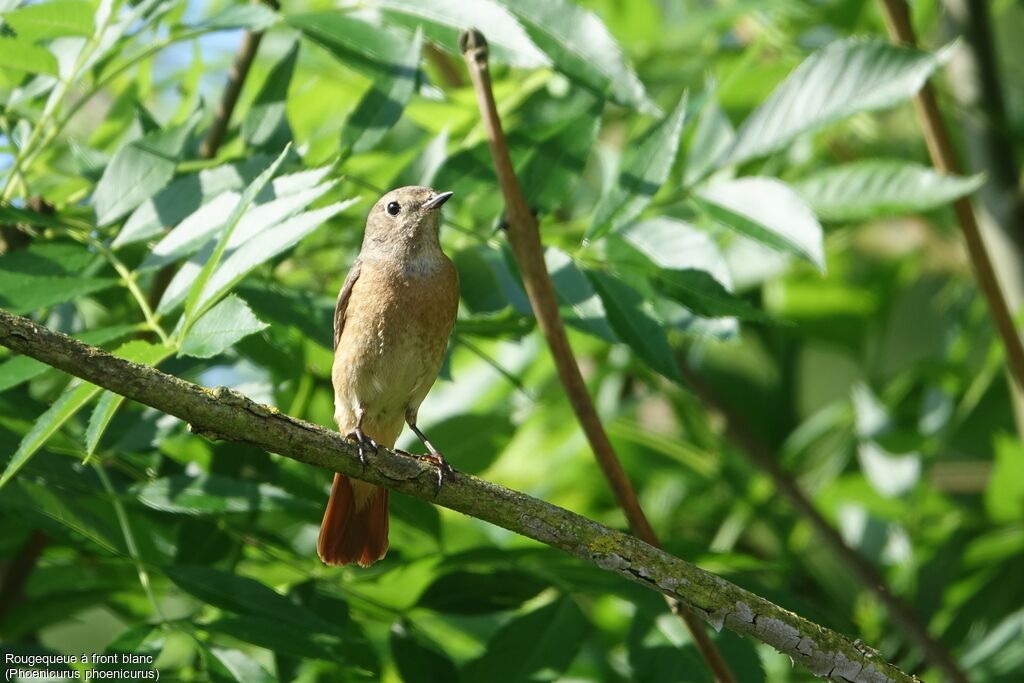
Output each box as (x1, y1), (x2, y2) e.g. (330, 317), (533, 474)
(386, 202), (401, 216)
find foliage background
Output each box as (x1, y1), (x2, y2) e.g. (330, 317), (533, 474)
(1, 0), (1023, 681)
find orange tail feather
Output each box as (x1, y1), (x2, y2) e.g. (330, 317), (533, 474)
(317, 474), (389, 567)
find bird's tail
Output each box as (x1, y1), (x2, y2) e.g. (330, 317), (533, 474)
(317, 474), (389, 567)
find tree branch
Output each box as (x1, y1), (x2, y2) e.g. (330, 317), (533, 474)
(878, 0), (1024, 394)
(457, 29), (736, 683)
(0, 307), (919, 683)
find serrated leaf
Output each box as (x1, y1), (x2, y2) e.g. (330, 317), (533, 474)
(495, 0), (653, 113)
(652, 269), (770, 321)
(461, 598), (589, 683)
(1, 0), (94, 40)
(340, 29), (422, 158)
(587, 94), (687, 241)
(84, 390), (124, 458)
(696, 177), (825, 271)
(723, 38), (953, 167)
(242, 40), (298, 150)
(285, 12), (410, 78)
(115, 157), (270, 248)
(181, 145), (291, 330)
(0, 37), (58, 74)
(373, 0), (548, 68)
(93, 115), (198, 226)
(131, 473), (316, 516)
(0, 340), (170, 490)
(165, 565), (338, 632)
(793, 159), (984, 222)
(545, 247), (616, 342)
(199, 3), (279, 31)
(611, 217), (733, 285)
(179, 295), (269, 359)
(587, 271), (681, 382)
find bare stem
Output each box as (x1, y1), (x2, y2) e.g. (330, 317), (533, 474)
(0, 307), (920, 683)
(878, 0), (1024, 396)
(458, 28), (736, 683)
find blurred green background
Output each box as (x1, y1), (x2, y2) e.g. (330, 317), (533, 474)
(1, 0), (1023, 681)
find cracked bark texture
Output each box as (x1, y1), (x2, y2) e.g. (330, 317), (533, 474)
(0, 308), (920, 683)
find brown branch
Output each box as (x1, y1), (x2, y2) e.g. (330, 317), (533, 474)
(878, 0), (1024, 395)
(458, 28), (736, 683)
(0, 530), (50, 626)
(677, 363), (968, 683)
(0, 307), (921, 683)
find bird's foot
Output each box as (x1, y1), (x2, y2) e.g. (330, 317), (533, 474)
(345, 428), (379, 469)
(418, 451), (453, 496)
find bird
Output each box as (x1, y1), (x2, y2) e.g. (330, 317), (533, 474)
(318, 186), (460, 567)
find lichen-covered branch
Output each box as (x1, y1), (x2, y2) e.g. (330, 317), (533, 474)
(0, 308), (918, 683)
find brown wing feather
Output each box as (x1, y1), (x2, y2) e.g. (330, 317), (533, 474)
(333, 260), (361, 351)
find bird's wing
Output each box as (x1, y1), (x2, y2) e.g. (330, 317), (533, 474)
(333, 259), (361, 351)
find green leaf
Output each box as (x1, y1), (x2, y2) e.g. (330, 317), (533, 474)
(131, 473), (316, 516)
(242, 40), (298, 150)
(587, 94), (687, 241)
(545, 247), (616, 342)
(191, 199), (356, 315)
(115, 157), (270, 248)
(165, 565), (338, 632)
(696, 177), (825, 271)
(652, 269), (769, 321)
(93, 115), (198, 226)
(611, 217), (732, 283)
(723, 39), (953, 167)
(587, 271), (681, 382)
(142, 166), (334, 270)
(683, 94), (735, 187)
(84, 390), (124, 458)
(285, 12), (410, 78)
(1, 0), (94, 40)
(395, 127), (449, 188)
(417, 569), (548, 614)
(179, 295), (269, 359)
(495, 0), (654, 113)
(793, 159), (985, 222)
(374, 0), (548, 68)
(0, 237), (114, 315)
(202, 616), (358, 664)
(203, 646), (274, 683)
(461, 598), (589, 683)
(518, 103), (601, 213)
(390, 621), (457, 683)
(986, 435), (1024, 522)
(340, 29), (423, 158)
(200, 3), (279, 31)
(0, 37), (58, 74)
(181, 145), (291, 330)
(0, 340), (169, 490)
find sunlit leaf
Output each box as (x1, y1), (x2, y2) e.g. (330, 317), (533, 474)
(587, 94), (687, 241)
(793, 159), (984, 222)
(242, 40), (298, 150)
(722, 39), (953, 166)
(0, 37), (58, 74)
(179, 295), (269, 359)
(285, 12), (409, 78)
(1, 0), (93, 40)
(696, 177), (825, 271)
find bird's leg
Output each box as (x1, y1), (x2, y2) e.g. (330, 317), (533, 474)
(406, 413), (452, 494)
(345, 406), (378, 469)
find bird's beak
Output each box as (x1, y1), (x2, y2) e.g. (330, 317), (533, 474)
(423, 191), (454, 210)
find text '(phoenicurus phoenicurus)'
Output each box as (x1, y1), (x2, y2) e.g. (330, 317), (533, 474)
(318, 186), (460, 567)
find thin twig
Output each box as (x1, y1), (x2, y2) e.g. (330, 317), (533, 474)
(879, 0), (1024, 395)
(458, 28), (737, 683)
(0, 307), (921, 683)
(0, 530), (49, 624)
(678, 362), (968, 683)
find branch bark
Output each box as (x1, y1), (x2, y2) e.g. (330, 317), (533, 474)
(457, 29), (736, 683)
(0, 307), (920, 683)
(878, 0), (1024, 394)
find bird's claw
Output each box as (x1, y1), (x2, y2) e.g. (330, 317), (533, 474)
(418, 452), (453, 496)
(345, 429), (379, 469)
